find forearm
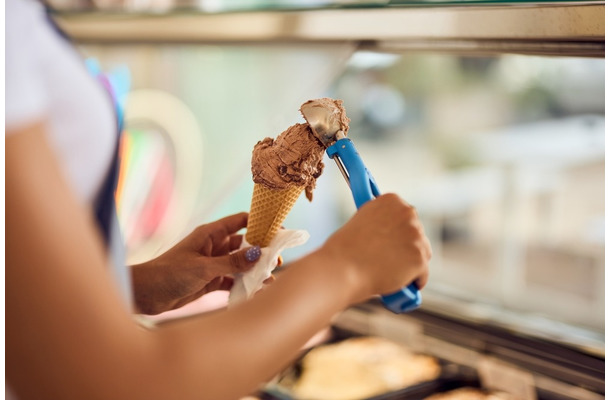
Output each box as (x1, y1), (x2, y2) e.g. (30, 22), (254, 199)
(153, 248), (362, 400)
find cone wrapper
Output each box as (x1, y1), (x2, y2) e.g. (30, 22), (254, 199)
(229, 229), (309, 306)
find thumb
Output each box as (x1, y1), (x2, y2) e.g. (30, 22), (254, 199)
(207, 245), (262, 275)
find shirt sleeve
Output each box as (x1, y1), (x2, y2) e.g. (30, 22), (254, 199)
(5, 0), (49, 132)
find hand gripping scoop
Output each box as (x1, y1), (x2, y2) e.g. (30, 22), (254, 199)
(301, 100), (422, 314)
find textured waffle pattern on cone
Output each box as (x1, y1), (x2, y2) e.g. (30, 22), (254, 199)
(245, 184), (304, 247)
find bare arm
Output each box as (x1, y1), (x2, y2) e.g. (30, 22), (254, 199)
(7, 122), (429, 400)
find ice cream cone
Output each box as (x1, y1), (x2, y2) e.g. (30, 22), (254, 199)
(245, 183), (304, 247)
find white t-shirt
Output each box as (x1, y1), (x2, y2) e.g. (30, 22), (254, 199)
(6, 0), (116, 205)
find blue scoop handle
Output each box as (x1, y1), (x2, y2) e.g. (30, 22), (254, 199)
(327, 138), (421, 314)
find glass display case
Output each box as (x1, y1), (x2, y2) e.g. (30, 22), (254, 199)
(55, 3), (604, 398)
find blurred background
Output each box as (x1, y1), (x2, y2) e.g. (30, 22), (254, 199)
(94, 45), (604, 341)
(46, 0), (605, 397)
(52, 0), (603, 357)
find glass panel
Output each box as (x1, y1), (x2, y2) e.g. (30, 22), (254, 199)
(322, 52), (604, 344)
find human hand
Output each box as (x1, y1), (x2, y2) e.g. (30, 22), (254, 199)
(319, 194), (431, 305)
(131, 212), (262, 315)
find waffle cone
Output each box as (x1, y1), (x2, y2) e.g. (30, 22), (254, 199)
(245, 184), (304, 247)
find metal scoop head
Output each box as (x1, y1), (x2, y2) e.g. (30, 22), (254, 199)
(301, 102), (343, 147)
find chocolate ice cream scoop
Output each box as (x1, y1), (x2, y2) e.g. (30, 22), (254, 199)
(251, 123), (325, 201)
(251, 98), (350, 201)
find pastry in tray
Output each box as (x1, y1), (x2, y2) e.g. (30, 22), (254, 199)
(284, 336), (442, 400)
(424, 387), (521, 400)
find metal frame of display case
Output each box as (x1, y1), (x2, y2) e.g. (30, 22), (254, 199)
(56, 3), (604, 57)
(329, 302), (605, 400)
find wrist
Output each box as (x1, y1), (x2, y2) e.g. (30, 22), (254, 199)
(308, 244), (372, 307)
(130, 261), (164, 315)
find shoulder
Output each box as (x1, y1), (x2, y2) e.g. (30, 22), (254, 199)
(6, 0), (48, 37)
(6, 0), (57, 131)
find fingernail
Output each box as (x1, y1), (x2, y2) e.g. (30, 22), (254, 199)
(245, 246), (261, 262)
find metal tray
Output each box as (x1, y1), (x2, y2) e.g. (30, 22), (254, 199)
(259, 328), (481, 400)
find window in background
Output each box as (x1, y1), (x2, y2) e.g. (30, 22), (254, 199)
(325, 52), (604, 341)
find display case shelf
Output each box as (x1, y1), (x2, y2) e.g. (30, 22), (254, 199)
(56, 3), (604, 57)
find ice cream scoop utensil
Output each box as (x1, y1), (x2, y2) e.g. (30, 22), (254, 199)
(300, 102), (343, 147)
(302, 106), (422, 314)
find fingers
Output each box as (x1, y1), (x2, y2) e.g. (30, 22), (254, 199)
(414, 219), (432, 290)
(211, 234), (244, 257)
(243, 246), (262, 263)
(195, 212), (248, 248)
(205, 245), (262, 276)
(341, 192), (431, 298)
(190, 213), (248, 255)
(229, 235), (244, 252)
(208, 212), (249, 236)
(414, 269), (429, 290)
(207, 276), (234, 292)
